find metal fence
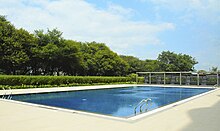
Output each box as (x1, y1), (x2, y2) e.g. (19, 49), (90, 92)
(136, 72), (219, 86)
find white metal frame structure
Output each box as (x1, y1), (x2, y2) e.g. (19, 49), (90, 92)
(136, 72), (219, 86)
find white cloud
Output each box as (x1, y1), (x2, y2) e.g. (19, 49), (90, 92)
(107, 3), (135, 18)
(147, 0), (220, 24)
(0, 0), (174, 55)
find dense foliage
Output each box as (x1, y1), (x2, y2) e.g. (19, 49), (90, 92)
(0, 15), (198, 76)
(157, 51), (198, 71)
(120, 55), (161, 73)
(0, 75), (143, 89)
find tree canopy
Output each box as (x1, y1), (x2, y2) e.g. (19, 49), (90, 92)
(0, 15), (199, 76)
(0, 16), (36, 74)
(157, 51), (198, 71)
(80, 42), (128, 76)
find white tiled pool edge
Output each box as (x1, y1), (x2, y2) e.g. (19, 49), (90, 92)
(0, 84), (215, 95)
(129, 87), (218, 121)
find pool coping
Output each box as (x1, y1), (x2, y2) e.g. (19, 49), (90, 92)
(0, 84), (218, 122)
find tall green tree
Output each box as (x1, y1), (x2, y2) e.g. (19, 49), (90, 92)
(144, 59), (161, 72)
(157, 51), (198, 71)
(120, 55), (162, 74)
(80, 42), (128, 76)
(59, 40), (83, 75)
(120, 55), (145, 74)
(209, 67), (219, 73)
(0, 15), (36, 74)
(33, 29), (82, 75)
(32, 29), (62, 75)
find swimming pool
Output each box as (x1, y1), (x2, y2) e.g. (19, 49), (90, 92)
(8, 86), (214, 118)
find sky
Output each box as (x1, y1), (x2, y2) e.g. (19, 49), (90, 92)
(0, 0), (219, 70)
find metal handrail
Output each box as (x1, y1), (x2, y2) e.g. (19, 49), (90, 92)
(7, 92), (12, 100)
(7, 87), (12, 100)
(1, 87), (5, 99)
(139, 99), (151, 113)
(1, 87), (12, 100)
(1, 93), (6, 99)
(213, 84), (218, 88)
(134, 98), (152, 115)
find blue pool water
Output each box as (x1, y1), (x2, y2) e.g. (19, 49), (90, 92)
(11, 86), (213, 117)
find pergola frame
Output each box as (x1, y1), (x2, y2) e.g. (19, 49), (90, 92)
(136, 72), (219, 86)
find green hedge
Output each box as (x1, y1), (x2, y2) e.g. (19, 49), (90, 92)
(0, 75), (144, 89)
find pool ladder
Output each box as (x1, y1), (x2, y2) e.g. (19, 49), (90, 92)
(1, 87), (12, 100)
(134, 98), (152, 115)
(213, 84), (218, 88)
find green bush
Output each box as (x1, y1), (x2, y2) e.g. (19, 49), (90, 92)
(0, 75), (140, 89)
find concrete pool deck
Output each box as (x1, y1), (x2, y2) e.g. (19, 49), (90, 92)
(0, 85), (220, 131)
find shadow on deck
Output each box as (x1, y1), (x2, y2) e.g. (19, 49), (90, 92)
(181, 95), (220, 131)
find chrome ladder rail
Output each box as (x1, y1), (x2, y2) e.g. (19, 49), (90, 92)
(7, 92), (12, 100)
(213, 84), (218, 88)
(7, 87), (12, 100)
(1, 87), (12, 100)
(134, 98), (152, 115)
(1, 87), (6, 99)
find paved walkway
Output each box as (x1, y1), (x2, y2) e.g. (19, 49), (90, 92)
(0, 86), (220, 131)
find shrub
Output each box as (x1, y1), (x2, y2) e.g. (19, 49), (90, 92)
(0, 75), (139, 89)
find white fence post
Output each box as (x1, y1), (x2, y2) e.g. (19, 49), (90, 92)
(164, 73), (166, 85)
(197, 73), (200, 86)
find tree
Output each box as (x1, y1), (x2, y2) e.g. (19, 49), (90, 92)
(120, 55), (145, 74)
(0, 15), (36, 74)
(32, 29), (82, 75)
(120, 55), (163, 74)
(209, 67), (218, 73)
(58, 40), (83, 75)
(32, 29), (62, 75)
(157, 51), (198, 71)
(80, 42), (128, 76)
(144, 59), (161, 72)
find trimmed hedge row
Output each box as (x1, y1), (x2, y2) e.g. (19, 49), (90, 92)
(0, 75), (144, 89)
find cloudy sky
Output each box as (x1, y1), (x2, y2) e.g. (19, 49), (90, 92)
(0, 0), (219, 70)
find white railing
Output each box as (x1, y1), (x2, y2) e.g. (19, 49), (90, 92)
(134, 98), (152, 115)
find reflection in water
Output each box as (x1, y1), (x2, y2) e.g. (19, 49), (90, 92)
(12, 86), (212, 117)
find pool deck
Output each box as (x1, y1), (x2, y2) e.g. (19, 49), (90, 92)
(0, 84), (220, 131)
